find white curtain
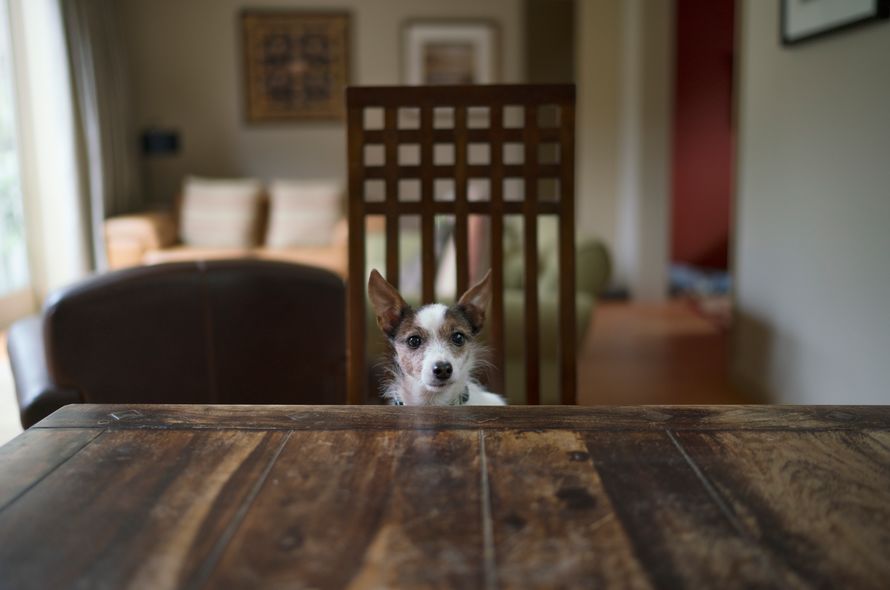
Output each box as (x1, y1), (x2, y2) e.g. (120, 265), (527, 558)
(8, 0), (91, 300)
(63, 0), (141, 269)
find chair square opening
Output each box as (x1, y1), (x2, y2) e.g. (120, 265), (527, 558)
(503, 105), (524, 129)
(364, 144), (384, 166)
(399, 179), (421, 202)
(434, 143), (455, 166)
(364, 107), (384, 130)
(399, 144), (420, 166)
(468, 143), (491, 166)
(434, 107), (455, 129)
(538, 143), (560, 165)
(365, 179), (385, 202)
(538, 104), (561, 128)
(434, 178), (455, 202)
(398, 108), (420, 129)
(504, 143), (524, 165)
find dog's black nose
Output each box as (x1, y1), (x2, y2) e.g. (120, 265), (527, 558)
(432, 362), (453, 381)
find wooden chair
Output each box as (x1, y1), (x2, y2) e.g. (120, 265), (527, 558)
(346, 84), (576, 405)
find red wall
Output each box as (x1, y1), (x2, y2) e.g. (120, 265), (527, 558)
(670, 0), (735, 269)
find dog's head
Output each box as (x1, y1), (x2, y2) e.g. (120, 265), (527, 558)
(368, 269), (492, 395)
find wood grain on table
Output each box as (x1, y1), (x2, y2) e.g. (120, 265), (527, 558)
(0, 404), (888, 589)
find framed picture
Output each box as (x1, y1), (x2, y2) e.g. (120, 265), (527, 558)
(242, 11), (349, 121)
(781, 0), (889, 45)
(402, 20), (499, 85)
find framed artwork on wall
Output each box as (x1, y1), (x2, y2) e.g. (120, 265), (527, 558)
(781, 0), (889, 45)
(242, 11), (350, 121)
(402, 20), (499, 85)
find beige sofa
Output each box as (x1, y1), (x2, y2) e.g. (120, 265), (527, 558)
(104, 178), (348, 276)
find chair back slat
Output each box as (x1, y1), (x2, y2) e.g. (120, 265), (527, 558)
(347, 84), (576, 405)
(488, 103), (506, 396)
(454, 106), (470, 296)
(346, 104), (367, 404)
(558, 103), (577, 405)
(420, 106), (436, 304)
(384, 107), (400, 287)
(522, 105), (541, 405)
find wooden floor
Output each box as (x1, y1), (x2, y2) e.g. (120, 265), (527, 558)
(578, 300), (752, 405)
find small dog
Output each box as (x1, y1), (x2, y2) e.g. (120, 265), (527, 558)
(368, 269), (506, 406)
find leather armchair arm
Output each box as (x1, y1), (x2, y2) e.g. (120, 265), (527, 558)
(7, 316), (82, 428)
(104, 211), (178, 269)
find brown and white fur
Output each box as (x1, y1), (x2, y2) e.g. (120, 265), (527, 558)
(368, 269), (506, 406)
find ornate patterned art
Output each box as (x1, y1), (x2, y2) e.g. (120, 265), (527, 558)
(242, 11), (349, 121)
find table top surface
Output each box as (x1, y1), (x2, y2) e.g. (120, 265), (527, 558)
(1, 404), (889, 589)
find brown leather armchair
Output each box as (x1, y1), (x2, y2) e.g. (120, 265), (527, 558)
(7, 260), (346, 428)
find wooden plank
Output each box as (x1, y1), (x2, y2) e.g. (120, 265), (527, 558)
(33, 404), (890, 432)
(204, 429), (487, 588)
(0, 429), (287, 589)
(363, 127), (563, 145)
(0, 428), (100, 512)
(3, 404), (890, 589)
(364, 200), (561, 216)
(363, 163), (562, 180)
(584, 430), (806, 588)
(347, 84), (575, 107)
(673, 429), (890, 588)
(485, 430), (650, 588)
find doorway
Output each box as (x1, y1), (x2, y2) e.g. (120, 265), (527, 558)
(669, 0), (735, 323)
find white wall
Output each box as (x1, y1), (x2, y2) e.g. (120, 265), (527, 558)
(575, 0), (620, 248)
(122, 0), (676, 300)
(576, 0), (673, 299)
(732, 1), (890, 403)
(117, 0), (525, 206)
(614, 0), (673, 301)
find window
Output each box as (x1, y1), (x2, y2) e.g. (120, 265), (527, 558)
(0, 0), (28, 297)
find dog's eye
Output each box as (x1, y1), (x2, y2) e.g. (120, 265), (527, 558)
(451, 332), (466, 347)
(406, 335), (422, 349)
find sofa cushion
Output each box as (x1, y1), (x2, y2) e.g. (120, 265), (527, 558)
(180, 176), (264, 248)
(143, 246), (253, 265)
(265, 180), (342, 248)
(254, 246), (347, 278)
(104, 211), (178, 250)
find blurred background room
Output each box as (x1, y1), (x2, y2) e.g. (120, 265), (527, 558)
(1, 0), (889, 443)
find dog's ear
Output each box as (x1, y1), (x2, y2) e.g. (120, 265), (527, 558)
(457, 269), (492, 334)
(368, 269), (409, 338)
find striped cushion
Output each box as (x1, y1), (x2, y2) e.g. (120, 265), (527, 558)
(179, 177), (263, 248)
(265, 180), (342, 248)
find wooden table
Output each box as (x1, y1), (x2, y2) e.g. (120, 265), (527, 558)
(1, 405), (889, 589)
